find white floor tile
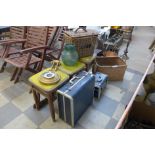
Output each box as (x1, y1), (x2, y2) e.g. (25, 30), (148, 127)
(0, 78), (14, 92)
(39, 114), (71, 129)
(78, 107), (110, 128)
(3, 114), (37, 129)
(104, 84), (125, 102)
(112, 104), (125, 121)
(12, 92), (34, 112)
(124, 71), (134, 81)
(0, 94), (9, 108)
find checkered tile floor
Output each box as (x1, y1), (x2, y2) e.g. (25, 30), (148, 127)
(0, 70), (71, 129)
(0, 64), (143, 129)
(0, 26), (154, 128)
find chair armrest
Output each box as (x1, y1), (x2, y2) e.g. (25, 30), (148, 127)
(0, 39), (20, 43)
(0, 40), (11, 43)
(0, 39), (24, 43)
(0, 39), (26, 45)
(20, 45), (48, 54)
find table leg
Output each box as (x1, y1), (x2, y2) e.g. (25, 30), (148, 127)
(29, 88), (32, 94)
(47, 93), (56, 122)
(37, 93), (40, 101)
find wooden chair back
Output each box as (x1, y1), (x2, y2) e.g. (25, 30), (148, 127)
(10, 26), (27, 39)
(25, 26), (59, 65)
(26, 26), (58, 50)
(56, 26), (67, 42)
(50, 26), (67, 48)
(0, 27), (27, 59)
(26, 27), (48, 49)
(47, 26), (66, 60)
(47, 26), (59, 46)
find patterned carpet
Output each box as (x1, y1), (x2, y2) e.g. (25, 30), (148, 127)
(0, 26), (154, 128)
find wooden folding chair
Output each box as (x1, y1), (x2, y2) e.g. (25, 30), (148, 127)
(0, 27), (27, 72)
(3, 26), (57, 83)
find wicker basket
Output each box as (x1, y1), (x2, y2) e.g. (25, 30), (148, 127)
(97, 51), (118, 57)
(93, 57), (127, 81)
(64, 27), (98, 58)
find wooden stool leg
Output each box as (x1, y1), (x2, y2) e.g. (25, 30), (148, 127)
(48, 94), (55, 122)
(32, 89), (40, 110)
(29, 88), (32, 94)
(14, 68), (23, 83)
(37, 93), (40, 101)
(10, 67), (18, 81)
(0, 61), (7, 73)
(37, 61), (44, 72)
(33, 62), (39, 70)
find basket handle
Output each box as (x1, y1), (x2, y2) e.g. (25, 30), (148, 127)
(74, 27), (87, 33)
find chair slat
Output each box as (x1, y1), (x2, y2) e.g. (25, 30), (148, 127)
(10, 26), (27, 39)
(26, 27), (48, 48)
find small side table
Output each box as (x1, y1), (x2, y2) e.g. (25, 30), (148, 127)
(29, 68), (69, 122)
(58, 61), (86, 77)
(79, 56), (96, 71)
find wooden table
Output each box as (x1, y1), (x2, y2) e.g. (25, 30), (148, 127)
(29, 68), (69, 121)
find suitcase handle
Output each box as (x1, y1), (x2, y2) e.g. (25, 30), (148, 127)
(96, 75), (102, 82)
(69, 76), (80, 85)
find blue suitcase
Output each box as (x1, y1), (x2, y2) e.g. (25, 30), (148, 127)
(94, 72), (108, 99)
(57, 71), (95, 127)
